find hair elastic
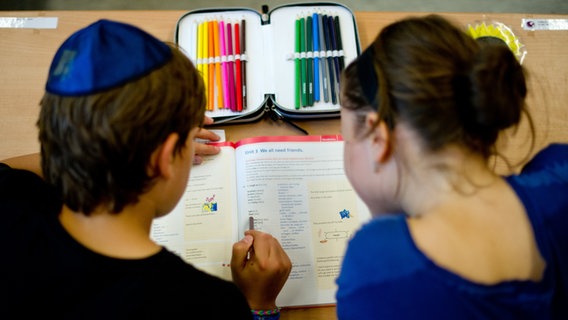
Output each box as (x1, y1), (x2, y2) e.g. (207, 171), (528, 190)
(354, 45), (379, 110)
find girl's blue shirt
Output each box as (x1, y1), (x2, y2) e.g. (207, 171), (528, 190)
(336, 144), (568, 319)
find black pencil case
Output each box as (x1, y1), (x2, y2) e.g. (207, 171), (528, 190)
(174, 2), (362, 124)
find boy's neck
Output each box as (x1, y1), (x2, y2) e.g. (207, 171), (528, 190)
(58, 204), (161, 259)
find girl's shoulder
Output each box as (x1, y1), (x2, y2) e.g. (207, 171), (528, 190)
(341, 215), (427, 282)
(519, 143), (568, 176)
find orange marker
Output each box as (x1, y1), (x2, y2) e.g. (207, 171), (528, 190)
(213, 20), (224, 109)
(208, 21), (215, 111)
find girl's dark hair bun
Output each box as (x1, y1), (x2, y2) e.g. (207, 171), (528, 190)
(463, 42), (527, 144)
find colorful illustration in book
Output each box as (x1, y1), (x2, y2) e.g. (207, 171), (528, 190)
(202, 194), (218, 212)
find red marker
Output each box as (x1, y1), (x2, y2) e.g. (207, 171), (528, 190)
(234, 22), (243, 112)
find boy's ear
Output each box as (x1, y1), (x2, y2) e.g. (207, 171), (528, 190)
(149, 133), (180, 179)
(366, 112), (392, 165)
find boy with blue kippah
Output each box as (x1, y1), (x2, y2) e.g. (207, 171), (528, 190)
(0, 19), (290, 319)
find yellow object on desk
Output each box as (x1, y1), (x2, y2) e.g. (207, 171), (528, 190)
(466, 20), (527, 63)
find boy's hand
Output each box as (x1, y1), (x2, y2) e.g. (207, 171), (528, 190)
(231, 230), (292, 310)
(193, 116), (221, 165)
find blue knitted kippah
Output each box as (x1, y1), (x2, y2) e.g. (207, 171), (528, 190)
(46, 19), (172, 96)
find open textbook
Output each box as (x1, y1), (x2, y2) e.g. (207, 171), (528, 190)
(150, 134), (371, 307)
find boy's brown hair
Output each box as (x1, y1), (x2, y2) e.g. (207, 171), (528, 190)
(38, 44), (205, 215)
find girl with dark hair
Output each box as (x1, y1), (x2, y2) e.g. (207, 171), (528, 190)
(336, 14), (567, 319)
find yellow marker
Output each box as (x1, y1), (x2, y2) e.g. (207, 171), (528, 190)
(202, 20), (210, 110)
(197, 22), (204, 75)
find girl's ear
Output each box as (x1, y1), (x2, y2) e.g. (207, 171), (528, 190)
(149, 133), (180, 179)
(366, 112), (392, 165)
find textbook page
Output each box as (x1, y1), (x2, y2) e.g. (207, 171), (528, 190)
(150, 145), (239, 281)
(233, 136), (371, 307)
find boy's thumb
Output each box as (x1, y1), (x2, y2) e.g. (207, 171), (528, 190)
(231, 234), (254, 266)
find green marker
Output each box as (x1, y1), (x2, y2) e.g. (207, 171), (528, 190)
(295, 18), (301, 109)
(300, 17), (307, 107)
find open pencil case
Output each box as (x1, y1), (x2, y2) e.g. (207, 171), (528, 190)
(174, 2), (362, 124)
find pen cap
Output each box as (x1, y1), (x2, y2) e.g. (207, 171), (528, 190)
(46, 19), (172, 96)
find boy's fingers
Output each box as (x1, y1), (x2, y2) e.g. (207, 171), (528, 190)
(203, 115), (215, 125)
(231, 234), (254, 268)
(196, 128), (220, 141)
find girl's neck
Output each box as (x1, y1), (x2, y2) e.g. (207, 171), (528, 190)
(400, 144), (497, 218)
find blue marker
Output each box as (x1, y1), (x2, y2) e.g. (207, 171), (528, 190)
(312, 13), (320, 102)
